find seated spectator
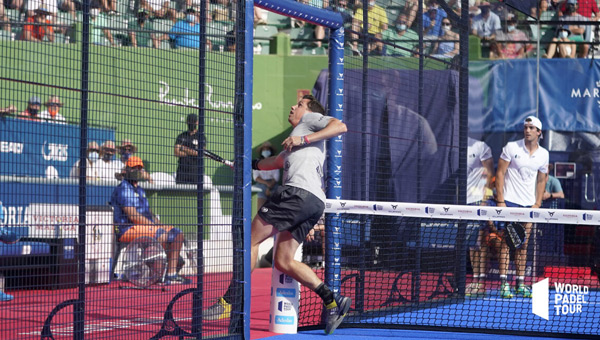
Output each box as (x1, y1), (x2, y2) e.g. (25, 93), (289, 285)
(471, 1), (501, 42)
(117, 139), (138, 164)
(448, 0), (482, 17)
(59, 0), (78, 20)
(90, 6), (117, 46)
(140, 0), (177, 21)
(211, 0), (231, 22)
(1, 2), (11, 33)
(431, 18), (459, 59)
(39, 95), (67, 123)
(490, 15), (531, 59)
(3, 0), (23, 12)
(351, 0), (388, 51)
(529, 0), (559, 42)
(423, 0), (447, 38)
(111, 156), (190, 284)
(253, 141), (280, 209)
(544, 26), (577, 58)
(18, 96), (42, 121)
(128, 8), (159, 48)
(254, 6), (267, 25)
(560, 0), (590, 58)
(574, 0), (599, 21)
(543, 164), (565, 204)
(292, 0), (326, 47)
(70, 141), (101, 180)
(100, 0), (117, 15)
(327, 0), (353, 28)
(161, 7), (207, 49)
(0, 104), (17, 116)
(25, 0), (57, 19)
(98, 140), (123, 181)
(21, 7), (55, 42)
(382, 13), (419, 57)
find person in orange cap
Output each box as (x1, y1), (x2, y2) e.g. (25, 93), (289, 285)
(110, 156), (190, 284)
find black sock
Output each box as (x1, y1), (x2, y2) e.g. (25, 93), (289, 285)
(500, 276), (507, 286)
(516, 277), (523, 287)
(314, 283), (335, 306)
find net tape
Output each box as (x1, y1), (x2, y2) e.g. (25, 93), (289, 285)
(325, 200), (597, 226)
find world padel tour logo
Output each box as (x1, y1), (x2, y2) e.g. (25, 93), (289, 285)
(532, 278), (589, 320)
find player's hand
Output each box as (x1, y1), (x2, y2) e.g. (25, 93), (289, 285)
(306, 229), (316, 242)
(282, 136), (302, 151)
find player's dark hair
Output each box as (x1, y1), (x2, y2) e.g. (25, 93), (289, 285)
(302, 94), (326, 114)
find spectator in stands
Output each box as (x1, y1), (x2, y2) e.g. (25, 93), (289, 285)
(100, 0), (117, 15)
(465, 137), (494, 297)
(544, 26), (577, 58)
(3, 0), (22, 12)
(128, 8), (159, 48)
(117, 139), (138, 165)
(490, 14), (531, 59)
(70, 141), (101, 180)
(159, 7), (206, 49)
(470, 1), (501, 42)
(225, 29), (235, 52)
(174, 113), (205, 184)
(382, 13), (419, 57)
(39, 95), (66, 123)
(575, 0), (599, 20)
(448, 0), (482, 17)
(1, 2), (11, 33)
(211, 0), (231, 22)
(18, 96), (42, 121)
(423, 0), (447, 38)
(98, 140), (123, 181)
(495, 116), (548, 299)
(140, 0), (177, 21)
(560, 0), (590, 57)
(327, 0), (353, 27)
(402, 0), (418, 29)
(21, 7), (54, 42)
(431, 17), (459, 59)
(90, 5), (117, 46)
(293, 0), (326, 48)
(0, 104), (17, 116)
(351, 0), (388, 52)
(543, 163), (565, 203)
(111, 156), (191, 284)
(254, 6), (268, 25)
(253, 141), (280, 209)
(59, 0), (78, 20)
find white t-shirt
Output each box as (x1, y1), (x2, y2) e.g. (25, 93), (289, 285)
(26, 0), (58, 14)
(69, 159), (100, 180)
(500, 139), (549, 206)
(97, 159), (124, 181)
(467, 137), (492, 204)
(145, 0), (169, 11)
(39, 110), (66, 124)
(253, 168), (280, 182)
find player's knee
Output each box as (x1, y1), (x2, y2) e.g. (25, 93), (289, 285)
(167, 227), (183, 243)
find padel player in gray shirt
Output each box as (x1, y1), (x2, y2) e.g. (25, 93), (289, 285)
(204, 94), (349, 335)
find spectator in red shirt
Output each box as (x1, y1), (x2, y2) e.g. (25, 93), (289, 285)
(568, 0), (599, 20)
(21, 7), (54, 42)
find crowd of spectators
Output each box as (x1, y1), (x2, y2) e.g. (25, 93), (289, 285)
(1, 1), (599, 57)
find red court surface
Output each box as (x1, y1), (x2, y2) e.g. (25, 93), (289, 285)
(0, 268), (277, 339)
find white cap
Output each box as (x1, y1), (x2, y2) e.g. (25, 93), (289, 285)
(524, 116), (542, 130)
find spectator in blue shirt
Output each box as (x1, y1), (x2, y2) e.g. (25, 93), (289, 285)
(165, 7), (205, 49)
(423, 0), (447, 38)
(543, 163), (565, 202)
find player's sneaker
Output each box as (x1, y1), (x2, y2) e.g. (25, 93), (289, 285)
(203, 297), (231, 321)
(164, 274), (191, 285)
(465, 282), (485, 297)
(500, 282), (513, 299)
(325, 295), (351, 335)
(0, 291), (14, 302)
(515, 284), (532, 298)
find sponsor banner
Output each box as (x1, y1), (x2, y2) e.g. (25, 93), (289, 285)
(324, 200), (600, 225)
(0, 118), (114, 178)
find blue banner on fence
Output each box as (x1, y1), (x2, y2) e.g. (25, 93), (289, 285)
(469, 59), (600, 133)
(0, 118), (114, 178)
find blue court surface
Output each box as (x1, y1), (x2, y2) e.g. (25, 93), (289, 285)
(269, 289), (598, 339)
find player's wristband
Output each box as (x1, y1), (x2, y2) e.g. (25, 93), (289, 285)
(303, 135), (310, 145)
(252, 159), (261, 171)
(496, 200), (505, 203)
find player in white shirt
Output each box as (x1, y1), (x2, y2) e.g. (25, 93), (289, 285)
(495, 116), (549, 299)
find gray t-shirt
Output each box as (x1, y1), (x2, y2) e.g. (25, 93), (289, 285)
(280, 112), (333, 203)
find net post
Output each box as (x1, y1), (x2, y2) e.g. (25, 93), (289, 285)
(325, 25), (345, 312)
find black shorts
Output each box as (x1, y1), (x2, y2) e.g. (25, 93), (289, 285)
(257, 185), (325, 244)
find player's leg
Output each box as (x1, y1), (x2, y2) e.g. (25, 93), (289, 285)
(498, 229), (513, 298)
(272, 230), (322, 289)
(514, 222), (532, 298)
(153, 226), (190, 284)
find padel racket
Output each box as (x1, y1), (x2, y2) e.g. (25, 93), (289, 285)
(505, 222), (526, 251)
(202, 149), (234, 169)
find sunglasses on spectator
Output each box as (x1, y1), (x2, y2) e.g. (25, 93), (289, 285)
(47, 103), (61, 107)
(442, 23), (451, 26)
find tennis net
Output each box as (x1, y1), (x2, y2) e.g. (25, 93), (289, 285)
(299, 199), (600, 338)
